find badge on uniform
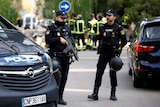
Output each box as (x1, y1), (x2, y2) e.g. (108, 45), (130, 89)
(103, 32), (106, 37)
(120, 30), (125, 35)
(66, 32), (69, 35)
(57, 32), (61, 36)
(45, 30), (50, 35)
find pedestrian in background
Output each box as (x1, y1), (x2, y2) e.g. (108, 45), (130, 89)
(75, 14), (86, 50)
(88, 9), (127, 101)
(87, 13), (98, 50)
(45, 11), (74, 105)
(68, 13), (77, 42)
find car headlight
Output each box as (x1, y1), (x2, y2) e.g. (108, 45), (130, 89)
(44, 53), (53, 74)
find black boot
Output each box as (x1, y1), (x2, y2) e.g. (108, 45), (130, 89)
(58, 91), (67, 105)
(110, 87), (117, 101)
(58, 96), (67, 105)
(88, 87), (99, 100)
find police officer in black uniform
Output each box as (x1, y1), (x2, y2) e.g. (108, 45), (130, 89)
(88, 9), (127, 101)
(45, 11), (74, 105)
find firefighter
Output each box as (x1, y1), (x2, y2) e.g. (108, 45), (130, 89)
(93, 13), (106, 49)
(75, 14), (86, 50)
(68, 13), (77, 43)
(87, 13), (98, 50)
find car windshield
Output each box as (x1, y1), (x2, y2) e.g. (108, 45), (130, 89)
(0, 29), (44, 55)
(145, 23), (160, 39)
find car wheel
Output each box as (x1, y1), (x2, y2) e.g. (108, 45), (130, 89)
(133, 72), (143, 88)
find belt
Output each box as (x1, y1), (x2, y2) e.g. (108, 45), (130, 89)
(53, 52), (67, 57)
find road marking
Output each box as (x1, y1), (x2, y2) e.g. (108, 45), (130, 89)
(70, 67), (127, 72)
(65, 88), (92, 92)
(69, 69), (96, 72)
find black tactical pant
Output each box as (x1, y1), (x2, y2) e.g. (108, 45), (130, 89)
(94, 51), (117, 88)
(56, 54), (70, 98)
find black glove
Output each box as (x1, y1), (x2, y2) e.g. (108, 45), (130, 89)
(97, 46), (101, 54)
(114, 49), (121, 57)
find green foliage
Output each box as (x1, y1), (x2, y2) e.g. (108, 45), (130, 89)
(43, 0), (55, 19)
(44, 0), (93, 24)
(103, 0), (160, 24)
(0, 0), (18, 24)
(44, 0), (160, 24)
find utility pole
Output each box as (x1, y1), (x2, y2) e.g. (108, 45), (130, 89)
(30, 0), (34, 30)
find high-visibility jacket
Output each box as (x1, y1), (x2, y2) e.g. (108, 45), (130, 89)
(102, 17), (107, 23)
(87, 19), (98, 34)
(75, 19), (85, 34)
(95, 20), (104, 35)
(68, 19), (76, 34)
(122, 16), (129, 26)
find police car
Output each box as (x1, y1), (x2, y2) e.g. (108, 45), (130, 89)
(0, 15), (58, 107)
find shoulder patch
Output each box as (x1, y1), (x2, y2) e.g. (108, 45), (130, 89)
(45, 30), (50, 35)
(120, 30), (125, 35)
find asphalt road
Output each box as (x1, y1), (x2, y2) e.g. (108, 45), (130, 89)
(58, 47), (160, 107)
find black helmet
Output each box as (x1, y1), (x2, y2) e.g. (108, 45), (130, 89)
(52, 57), (61, 72)
(109, 56), (123, 71)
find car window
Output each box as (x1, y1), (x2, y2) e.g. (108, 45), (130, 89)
(145, 26), (160, 39)
(0, 29), (44, 54)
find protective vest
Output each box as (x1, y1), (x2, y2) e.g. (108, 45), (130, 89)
(95, 20), (104, 35)
(75, 19), (85, 34)
(68, 19), (76, 34)
(101, 23), (120, 48)
(102, 17), (107, 23)
(88, 19), (98, 34)
(122, 16), (128, 26)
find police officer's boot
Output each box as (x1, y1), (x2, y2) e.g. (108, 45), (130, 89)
(88, 87), (99, 100)
(58, 95), (67, 105)
(110, 87), (117, 101)
(58, 91), (67, 105)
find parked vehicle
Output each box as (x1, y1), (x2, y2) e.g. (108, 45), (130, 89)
(127, 17), (160, 88)
(0, 15), (58, 107)
(23, 13), (38, 29)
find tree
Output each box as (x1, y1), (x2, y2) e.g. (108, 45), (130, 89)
(105, 0), (160, 24)
(43, 0), (160, 25)
(0, 0), (18, 24)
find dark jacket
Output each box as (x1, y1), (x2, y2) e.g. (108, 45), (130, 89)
(99, 22), (127, 53)
(45, 23), (73, 54)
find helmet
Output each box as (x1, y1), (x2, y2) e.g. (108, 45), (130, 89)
(109, 56), (123, 71)
(52, 57), (61, 72)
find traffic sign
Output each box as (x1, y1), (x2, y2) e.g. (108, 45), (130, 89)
(59, 0), (71, 13)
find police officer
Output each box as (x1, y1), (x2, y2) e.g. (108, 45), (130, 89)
(45, 11), (74, 105)
(88, 9), (127, 101)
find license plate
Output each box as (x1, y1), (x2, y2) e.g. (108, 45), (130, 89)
(21, 94), (46, 107)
